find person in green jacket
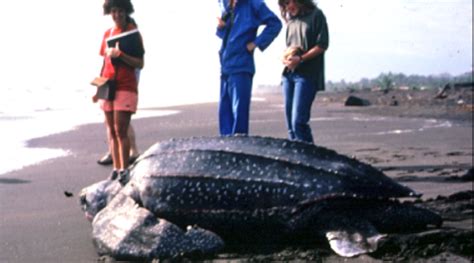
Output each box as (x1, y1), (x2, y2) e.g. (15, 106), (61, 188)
(279, 0), (329, 143)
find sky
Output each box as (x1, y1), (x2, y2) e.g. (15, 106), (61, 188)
(318, 0), (473, 82)
(1, 0), (472, 107)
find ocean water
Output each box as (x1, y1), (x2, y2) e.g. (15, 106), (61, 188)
(0, 80), (219, 176)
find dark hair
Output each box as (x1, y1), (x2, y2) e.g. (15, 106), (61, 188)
(278, 0), (316, 22)
(103, 0), (134, 15)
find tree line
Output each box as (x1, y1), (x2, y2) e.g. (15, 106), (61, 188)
(326, 71), (473, 92)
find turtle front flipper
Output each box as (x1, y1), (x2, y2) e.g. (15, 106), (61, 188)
(324, 218), (386, 257)
(79, 179), (123, 221)
(92, 193), (224, 260)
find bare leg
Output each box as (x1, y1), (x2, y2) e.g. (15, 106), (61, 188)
(104, 111), (120, 170)
(97, 126), (113, 165)
(128, 125), (139, 157)
(114, 111), (132, 170)
(98, 123), (138, 165)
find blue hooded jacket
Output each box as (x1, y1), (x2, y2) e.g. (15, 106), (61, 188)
(217, 0), (282, 75)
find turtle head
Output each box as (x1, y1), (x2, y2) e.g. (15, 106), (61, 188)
(79, 179), (122, 221)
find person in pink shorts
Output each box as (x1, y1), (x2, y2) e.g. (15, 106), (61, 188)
(95, 0), (145, 184)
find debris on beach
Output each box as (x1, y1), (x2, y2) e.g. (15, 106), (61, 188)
(344, 95), (371, 106)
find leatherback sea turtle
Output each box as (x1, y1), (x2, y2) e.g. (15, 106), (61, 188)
(80, 136), (442, 260)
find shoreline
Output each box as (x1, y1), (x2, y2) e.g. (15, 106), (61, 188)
(1, 91), (472, 262)
(0, 107), (181, 176)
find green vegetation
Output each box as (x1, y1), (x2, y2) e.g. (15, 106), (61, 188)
(326, 71), (473, 92)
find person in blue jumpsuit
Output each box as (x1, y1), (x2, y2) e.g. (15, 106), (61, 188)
(217, 0), (282, 136)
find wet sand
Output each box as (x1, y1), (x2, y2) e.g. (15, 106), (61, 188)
(0, 90), (472, 262)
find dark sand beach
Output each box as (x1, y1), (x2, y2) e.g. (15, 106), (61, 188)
(0, 89), (472, 262)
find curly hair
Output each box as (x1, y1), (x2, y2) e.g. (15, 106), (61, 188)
(278, 0), (316, 22)
(103, 0), (134, 15)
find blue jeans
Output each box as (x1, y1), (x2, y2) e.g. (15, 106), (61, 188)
(282, 72), (318, 143)
(219, 73), (253, 135)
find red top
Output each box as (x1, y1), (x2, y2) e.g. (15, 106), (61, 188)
(100, 24), (143, 93)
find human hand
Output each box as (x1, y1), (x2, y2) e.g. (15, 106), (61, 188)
(217, 17), (226, 29)
(92, 94), (98, 103)
(284, 55), (302, 71)
(246, 42), (256, 53)
(105, 42), (122, 58)
(283, 46), (303, 70)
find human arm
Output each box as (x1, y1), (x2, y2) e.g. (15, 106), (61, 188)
(216, 0), (230, 39)
(216, 15), (226, 38)
(118, 51), (144, 69)
(216, 17), (228, 39)
(251, 0), (282, 52)
(106, 42), (144, 69)
(283, 45), (326, 71)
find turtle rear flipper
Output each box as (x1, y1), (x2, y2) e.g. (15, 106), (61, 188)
(326, 227), (386, 257)
(293, 208), (387, 257)
(321, 215), (386, 257)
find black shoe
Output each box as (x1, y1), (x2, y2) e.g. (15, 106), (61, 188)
(109, 170), (119, 180)
(118, 169), (130, 185)
(97, 153), (113, 165)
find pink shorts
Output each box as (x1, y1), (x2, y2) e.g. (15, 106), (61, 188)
(99, 90), (138, 113)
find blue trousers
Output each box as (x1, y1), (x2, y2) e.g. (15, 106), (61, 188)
(282, 72), (318, 143)
(219, 73), (253, 136)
